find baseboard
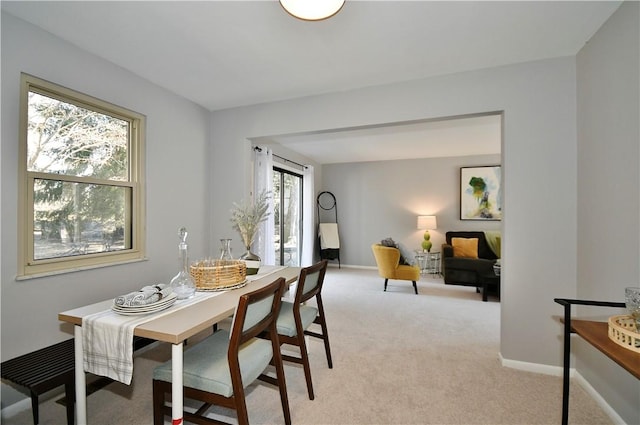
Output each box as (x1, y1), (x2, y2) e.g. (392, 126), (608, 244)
(499, 352), (570, 377)
(1, 397), (32, 421)
(573, 371), (626, 425)
(499, 353), (625, 425)
(326, 263), (376, 270)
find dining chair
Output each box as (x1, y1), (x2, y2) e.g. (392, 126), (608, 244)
(276, 259), (332, 400)
(152, 277), (291, 425)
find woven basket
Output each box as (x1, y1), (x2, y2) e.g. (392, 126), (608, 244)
(190, 259), (247, 291)
(608, 315), (640, 353)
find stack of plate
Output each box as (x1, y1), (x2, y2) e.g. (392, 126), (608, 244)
(111, 293), (178, 316)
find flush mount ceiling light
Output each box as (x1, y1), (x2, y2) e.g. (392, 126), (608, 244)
(279, 0), (345, 21)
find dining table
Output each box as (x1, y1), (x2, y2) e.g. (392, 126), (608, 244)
(58, 265), (300, 425)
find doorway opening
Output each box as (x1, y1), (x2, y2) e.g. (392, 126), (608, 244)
(273, 167), (302, 266)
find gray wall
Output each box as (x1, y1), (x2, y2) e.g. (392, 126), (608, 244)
(576, 1), (639, 422)
(210, 55), (579, 373)
(1, 14), (211, 406)
(321, 154), (501, 267)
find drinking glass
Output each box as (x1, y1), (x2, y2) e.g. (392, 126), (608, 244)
(624, 286), (640, 331)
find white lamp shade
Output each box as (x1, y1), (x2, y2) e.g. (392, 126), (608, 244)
(417, 215), (437, 230)
(279, 0), (345, 21)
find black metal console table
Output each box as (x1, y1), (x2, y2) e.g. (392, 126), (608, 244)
(553, 298), (637, 425)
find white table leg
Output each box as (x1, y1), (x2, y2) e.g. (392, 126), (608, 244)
(74, 325), (87, 425)
(172, 343), (183, 425)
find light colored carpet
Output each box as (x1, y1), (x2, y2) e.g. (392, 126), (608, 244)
(3, 267), (612, 424)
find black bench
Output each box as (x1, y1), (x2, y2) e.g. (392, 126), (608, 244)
(1, 336), (154, 425)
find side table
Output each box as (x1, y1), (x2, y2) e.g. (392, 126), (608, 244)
(414, 251), (441, 276)
(426, 251), (441, 276)
(413, 252), (426, 275)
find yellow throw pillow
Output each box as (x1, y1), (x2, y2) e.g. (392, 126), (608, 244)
(452, 237), (479, 258)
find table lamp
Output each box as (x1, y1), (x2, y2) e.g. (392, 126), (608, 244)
(417, 215), (437, 252)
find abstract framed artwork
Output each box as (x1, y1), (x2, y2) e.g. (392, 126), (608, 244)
(460, 166), (502, 221)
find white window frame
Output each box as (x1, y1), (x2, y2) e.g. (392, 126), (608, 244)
(18, 74), (146, 278)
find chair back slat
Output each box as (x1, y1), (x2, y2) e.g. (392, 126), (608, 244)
(231, 277), (285, 347)
(243, 294), (276, 332)
(295, 260), (328, 304)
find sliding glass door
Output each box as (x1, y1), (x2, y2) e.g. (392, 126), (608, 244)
(273, 167), (302, 266)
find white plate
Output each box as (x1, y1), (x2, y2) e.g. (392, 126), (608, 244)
(112, 292), (177, 311)
(111, 300), (176, 316)
(113, 296), (176, 312)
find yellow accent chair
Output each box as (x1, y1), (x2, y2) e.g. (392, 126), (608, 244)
(371, 244), (420, 294)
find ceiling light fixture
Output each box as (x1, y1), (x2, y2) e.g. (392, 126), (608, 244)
(279, 0), (345, 21)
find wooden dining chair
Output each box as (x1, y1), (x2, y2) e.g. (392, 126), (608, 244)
(276, 260), (332, 400)
(152, 277), (291, 425)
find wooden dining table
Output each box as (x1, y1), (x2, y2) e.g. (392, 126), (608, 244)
(59, 266), (300, 425)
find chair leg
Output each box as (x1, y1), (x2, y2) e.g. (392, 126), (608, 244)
(297, 330), (315, 400)
(315, 301), (333, 369)
(412, 281), (418, 295)
(152, 380), (167, 425)
(384, 278), (388, 291)
(234, 388), (250, 425)
(271, 338), (292, 425)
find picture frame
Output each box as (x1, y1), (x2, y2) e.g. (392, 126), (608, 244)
(460, 166), (502, 221)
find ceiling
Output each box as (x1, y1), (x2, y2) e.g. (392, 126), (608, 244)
(2, 1), (621, 164)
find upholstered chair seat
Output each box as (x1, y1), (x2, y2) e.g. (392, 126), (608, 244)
(153, 331), (272, 397)
(277, 303), (319, 338)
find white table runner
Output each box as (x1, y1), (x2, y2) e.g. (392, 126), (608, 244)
(82, 291), (220, 384)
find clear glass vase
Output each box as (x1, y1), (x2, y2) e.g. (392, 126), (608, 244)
(170, 227), (196, 299)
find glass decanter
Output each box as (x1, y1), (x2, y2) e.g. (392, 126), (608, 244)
(219, 238), (233, 262)
(170, 227), (196, 299)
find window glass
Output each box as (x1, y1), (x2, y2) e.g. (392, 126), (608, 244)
(27, 92), (129, 180)
(33, 179), (131, 260)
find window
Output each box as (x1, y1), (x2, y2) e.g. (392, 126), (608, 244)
(18, 74), (145, 277)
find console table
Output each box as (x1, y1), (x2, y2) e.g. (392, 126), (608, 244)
(553, 298), (637, 425)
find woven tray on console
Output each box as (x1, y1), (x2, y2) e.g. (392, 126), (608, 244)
(190, 259), (247, 291)
(608, 315), (640, 353)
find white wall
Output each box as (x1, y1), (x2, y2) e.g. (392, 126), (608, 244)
(1, 13), (211, 405)
(321, 154), (501, 267)
(576, 1), (639, 423)
(210, 56), (579, 372)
